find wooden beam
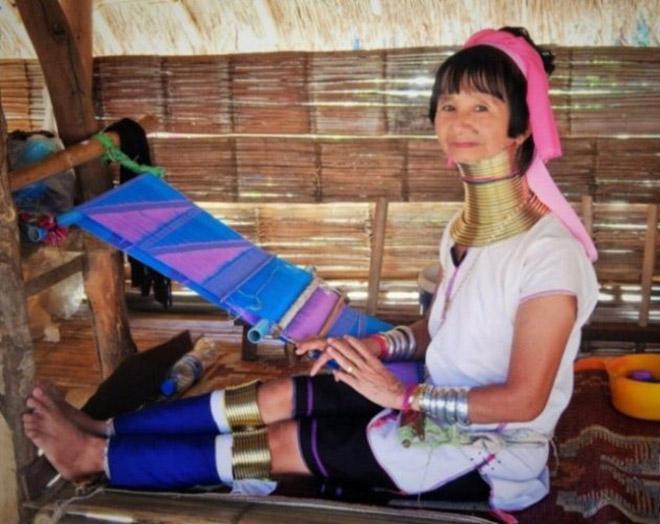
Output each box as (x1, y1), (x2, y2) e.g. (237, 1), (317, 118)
(25, 253), (84, 297)
(17, 0), (137, 377)
(639, 204), (658, 328)
(60, 0), (93, 96)
(9, 114), (158, 191)
(582, 322), (660, 344)
(366, 198), (388, 316)
(0, 88), (37, 524)
(26, 486), (475, 524)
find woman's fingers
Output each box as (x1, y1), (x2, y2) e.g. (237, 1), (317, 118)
(343, 335), (381, 366)
(309, 350), (334, 376)
(333, 369), (360, 389)
(295, 337), (326, 355)
(326, 338), (366, 372)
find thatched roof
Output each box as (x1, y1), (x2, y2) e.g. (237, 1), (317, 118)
(1, 0), (657, 59)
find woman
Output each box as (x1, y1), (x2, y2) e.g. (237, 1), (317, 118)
(23, 27), (598, 512)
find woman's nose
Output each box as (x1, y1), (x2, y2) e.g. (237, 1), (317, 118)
(452, 111), (476, 132)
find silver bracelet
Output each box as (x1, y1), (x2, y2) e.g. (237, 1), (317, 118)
(418, 386), (471, 426)
(381, 325), (417, 360)
(456, 388), (471, 425)
(445, 389), (458, 425)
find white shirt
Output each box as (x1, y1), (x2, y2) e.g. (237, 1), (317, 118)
(367, 213), (599, 511)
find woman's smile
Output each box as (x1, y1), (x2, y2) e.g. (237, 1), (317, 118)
(435, 90), (521, 164)
(449, 141), (480, 148)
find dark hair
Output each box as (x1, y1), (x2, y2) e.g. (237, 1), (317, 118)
(429, 27), (555, 174)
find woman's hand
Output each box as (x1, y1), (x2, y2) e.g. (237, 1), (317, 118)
(295, 337), (335, 369)
(317, 335), (406, 410)
(295, 335), (383, 369)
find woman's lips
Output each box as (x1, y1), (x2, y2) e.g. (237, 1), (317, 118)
(450, 142), (480, 148)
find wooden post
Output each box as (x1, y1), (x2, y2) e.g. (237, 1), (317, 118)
(580, 195), (593, 238)
(639, 204), (658, 328)
(366, 198), (388, 316)
(17, 0), (137, 377)
(60, 0), (93, 96)
(0, 89), (37, 524)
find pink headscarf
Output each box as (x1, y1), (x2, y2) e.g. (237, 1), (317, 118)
(464, 29), (598, 261)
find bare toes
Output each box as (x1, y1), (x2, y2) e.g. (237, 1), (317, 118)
(34, 389), (60, 413)
(26, 396), (50, 415)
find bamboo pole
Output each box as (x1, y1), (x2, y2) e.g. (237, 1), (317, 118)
(17, 0), (137, 378)
(0, 88), (37, 524)
(9, 114), (158, 191)
(638, 204), (658, 328)
(366, 197), (388, 316)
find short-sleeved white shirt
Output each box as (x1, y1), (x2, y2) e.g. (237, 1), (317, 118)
(366, 212), (599, 511)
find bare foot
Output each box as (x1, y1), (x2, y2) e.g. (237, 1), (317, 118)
(35, 380), (108, 436)
(22, 387), (106, 481)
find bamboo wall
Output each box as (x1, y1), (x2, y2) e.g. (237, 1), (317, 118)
(1, 45), (658, 322)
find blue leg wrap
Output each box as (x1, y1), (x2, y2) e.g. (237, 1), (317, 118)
(113, 393), (218, 435)
(107, 433), (221, 489)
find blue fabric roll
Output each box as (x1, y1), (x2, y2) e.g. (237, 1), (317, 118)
(108, 433), (220, 489)
(113, 393), (218, 435)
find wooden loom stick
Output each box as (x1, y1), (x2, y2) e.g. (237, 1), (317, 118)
(275, 276), (322, 335)
(318, 292), (349, 339)
(9, 114), (158, 192)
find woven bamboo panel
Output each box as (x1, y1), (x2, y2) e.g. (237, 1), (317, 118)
(235, 137), (318, 202)
(381, 202), (458, 280)
(0, 61), (30, 130)
(150, 136), (237, 201)
(319, 138), (406, 200)
(5, 46), (659, 138)
(568, 48), (660, 136)
(310, 51), (386, 135)
(406, 138), (460, 201)
(231, 53), (309, 134)
(593, 203), (651, 284)
(383, 48), (450, 136)
(26, 61), (46, 129)
(548, 138), (596, 200)
(594, 138), (660, 204)
(0, 60), (45, 131)
(162, 56), (232, 134)
(149, 135), (656, 204)
(93, 57), (166, 127)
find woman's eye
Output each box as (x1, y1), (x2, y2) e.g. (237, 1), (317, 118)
(440, 104), (455, 112)
(474, 105), (489, 112)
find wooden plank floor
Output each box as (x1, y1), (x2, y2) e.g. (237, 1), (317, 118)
(33, 305), (312, 408)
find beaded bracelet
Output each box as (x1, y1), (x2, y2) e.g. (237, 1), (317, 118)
(400, 383), (418, 412)
(369, 333), (389, 358)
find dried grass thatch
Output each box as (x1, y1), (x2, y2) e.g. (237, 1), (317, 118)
(1, 0), (657, 59)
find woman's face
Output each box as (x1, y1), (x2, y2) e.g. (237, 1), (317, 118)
(435, 89), (522, 164)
